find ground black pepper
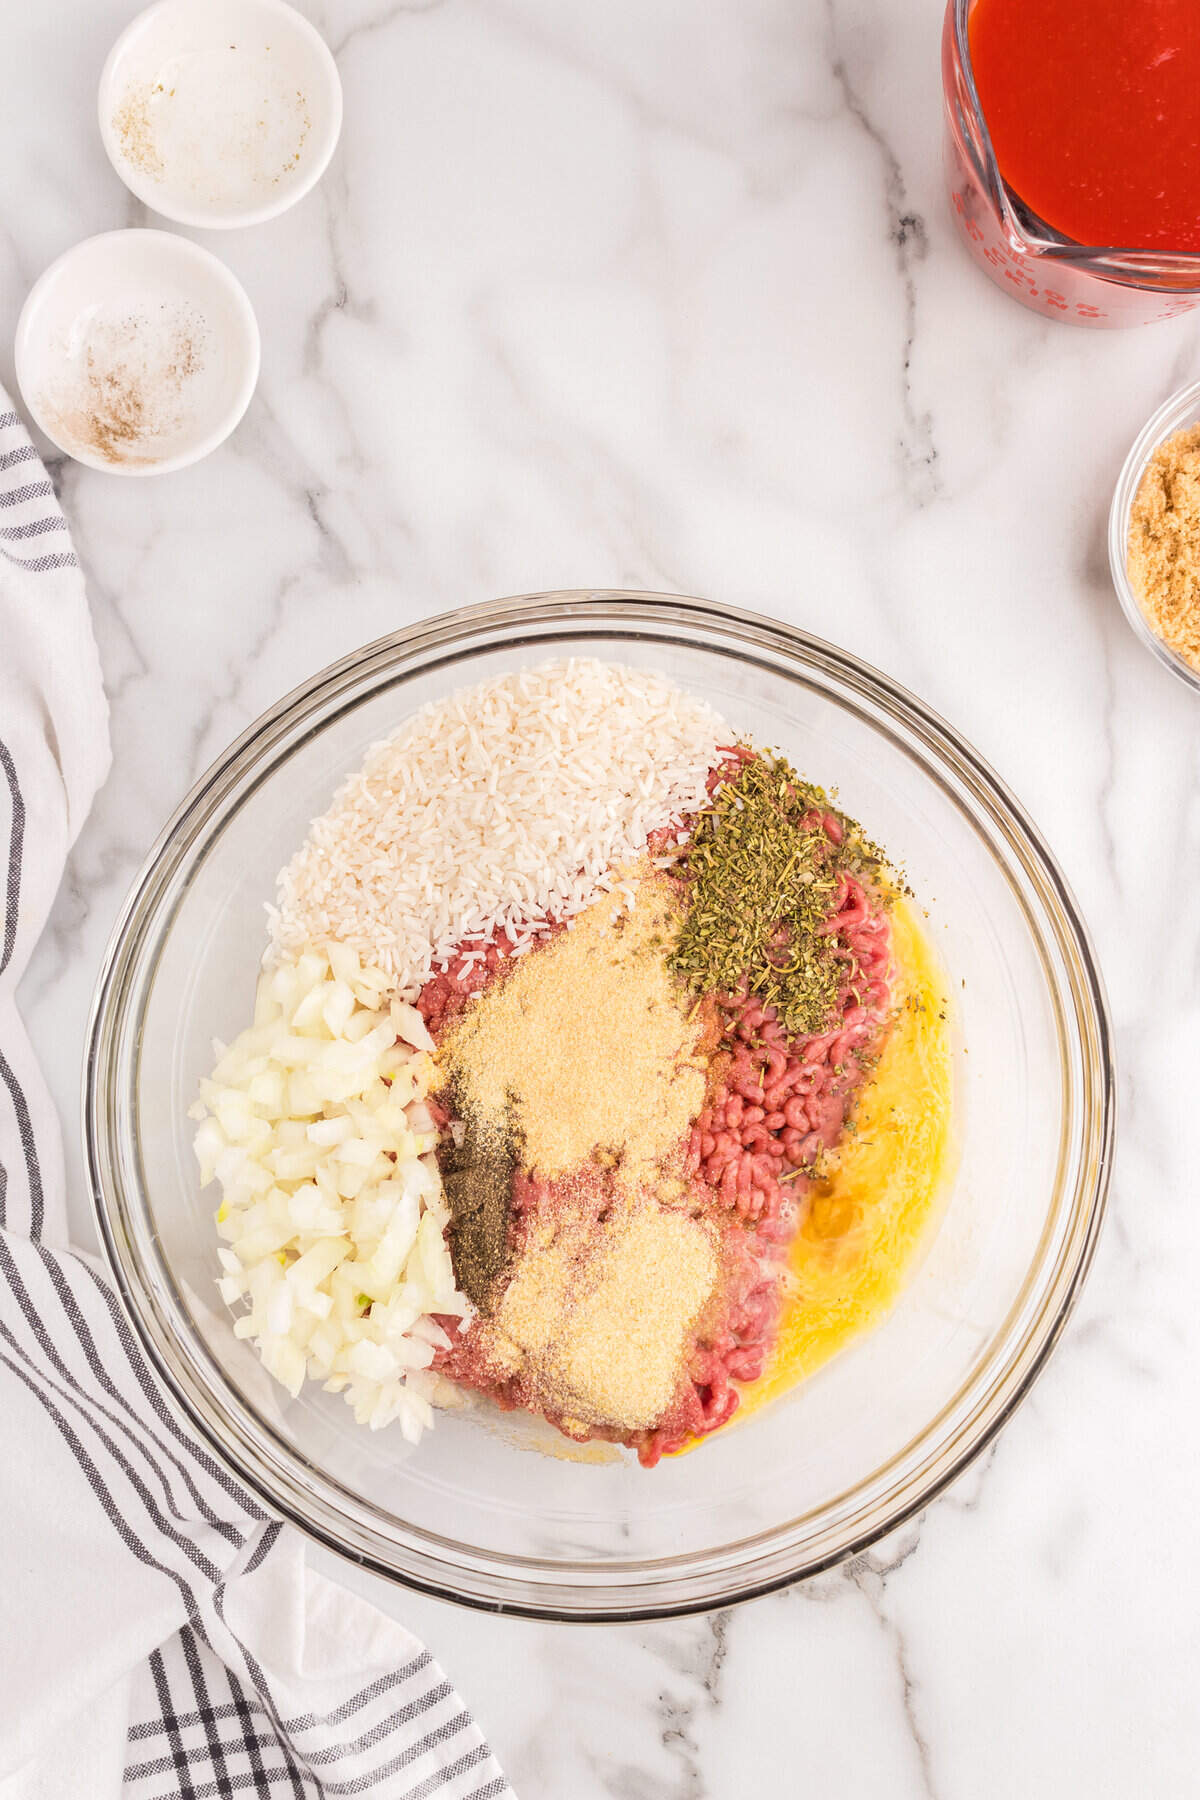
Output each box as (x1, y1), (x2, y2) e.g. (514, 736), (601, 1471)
(438, 1090), (516, 1311)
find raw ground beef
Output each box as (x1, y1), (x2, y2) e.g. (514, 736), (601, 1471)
(419, 816), (893, 1467)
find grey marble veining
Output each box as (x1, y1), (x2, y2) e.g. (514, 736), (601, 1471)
(4, 2), (1200, 1795)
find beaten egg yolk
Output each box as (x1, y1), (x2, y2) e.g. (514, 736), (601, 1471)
(732, 896), (955, 1429)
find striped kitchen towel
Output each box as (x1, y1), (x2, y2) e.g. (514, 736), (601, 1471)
(0, 396), (515, 1800)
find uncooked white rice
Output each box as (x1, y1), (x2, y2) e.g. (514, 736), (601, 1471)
(269, 659), (729, 993)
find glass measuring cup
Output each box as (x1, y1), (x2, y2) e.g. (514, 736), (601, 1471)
(942, 0), (1200, 327)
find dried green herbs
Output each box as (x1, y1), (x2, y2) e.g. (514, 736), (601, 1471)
(668, 751), (887, 1036)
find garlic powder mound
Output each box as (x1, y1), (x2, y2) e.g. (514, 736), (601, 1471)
(443, 874), (705, 1191)
(553, 1207), (716, 1429)
(494, 1200), (717, 1431)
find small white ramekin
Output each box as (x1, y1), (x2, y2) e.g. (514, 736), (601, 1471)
(15, 229), (260, 476)
(98, 0), (343, 229)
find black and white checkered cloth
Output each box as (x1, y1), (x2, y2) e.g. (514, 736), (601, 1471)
(0, 396), (515, 1800)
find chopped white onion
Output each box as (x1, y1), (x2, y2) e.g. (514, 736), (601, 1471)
(193, 943), (468, 1442)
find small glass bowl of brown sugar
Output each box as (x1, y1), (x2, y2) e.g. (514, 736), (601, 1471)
(1110, 377), (1200, 695)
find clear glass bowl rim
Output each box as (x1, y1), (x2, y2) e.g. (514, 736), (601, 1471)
(85, 591), (1116, 1621)
(1109, 377), (1200, 697)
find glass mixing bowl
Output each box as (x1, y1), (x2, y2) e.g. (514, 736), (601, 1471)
(86, 592), (1114, 1620)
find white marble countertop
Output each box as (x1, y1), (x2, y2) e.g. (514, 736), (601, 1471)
(5, 2), (1200, 1794)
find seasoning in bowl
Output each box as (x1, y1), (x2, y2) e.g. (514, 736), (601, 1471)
(1126, 425), (1200, 674)
(98, 0), (343, 230)
(14, 230), (260, 477)
(40, 302), (207, 471)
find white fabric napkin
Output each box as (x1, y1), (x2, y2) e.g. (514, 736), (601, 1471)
(0, 395), (515, 1800)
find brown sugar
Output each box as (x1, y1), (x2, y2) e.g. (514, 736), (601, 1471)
(1127, 424), (1200, 673)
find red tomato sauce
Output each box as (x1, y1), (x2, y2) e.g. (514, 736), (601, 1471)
(969, 0), (1200, 252)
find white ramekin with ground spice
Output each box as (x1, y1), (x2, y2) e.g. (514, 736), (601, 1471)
(14, 229), (260, 476)
(98, 0), (343, 230)
(1110, 377), (1200, 696)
